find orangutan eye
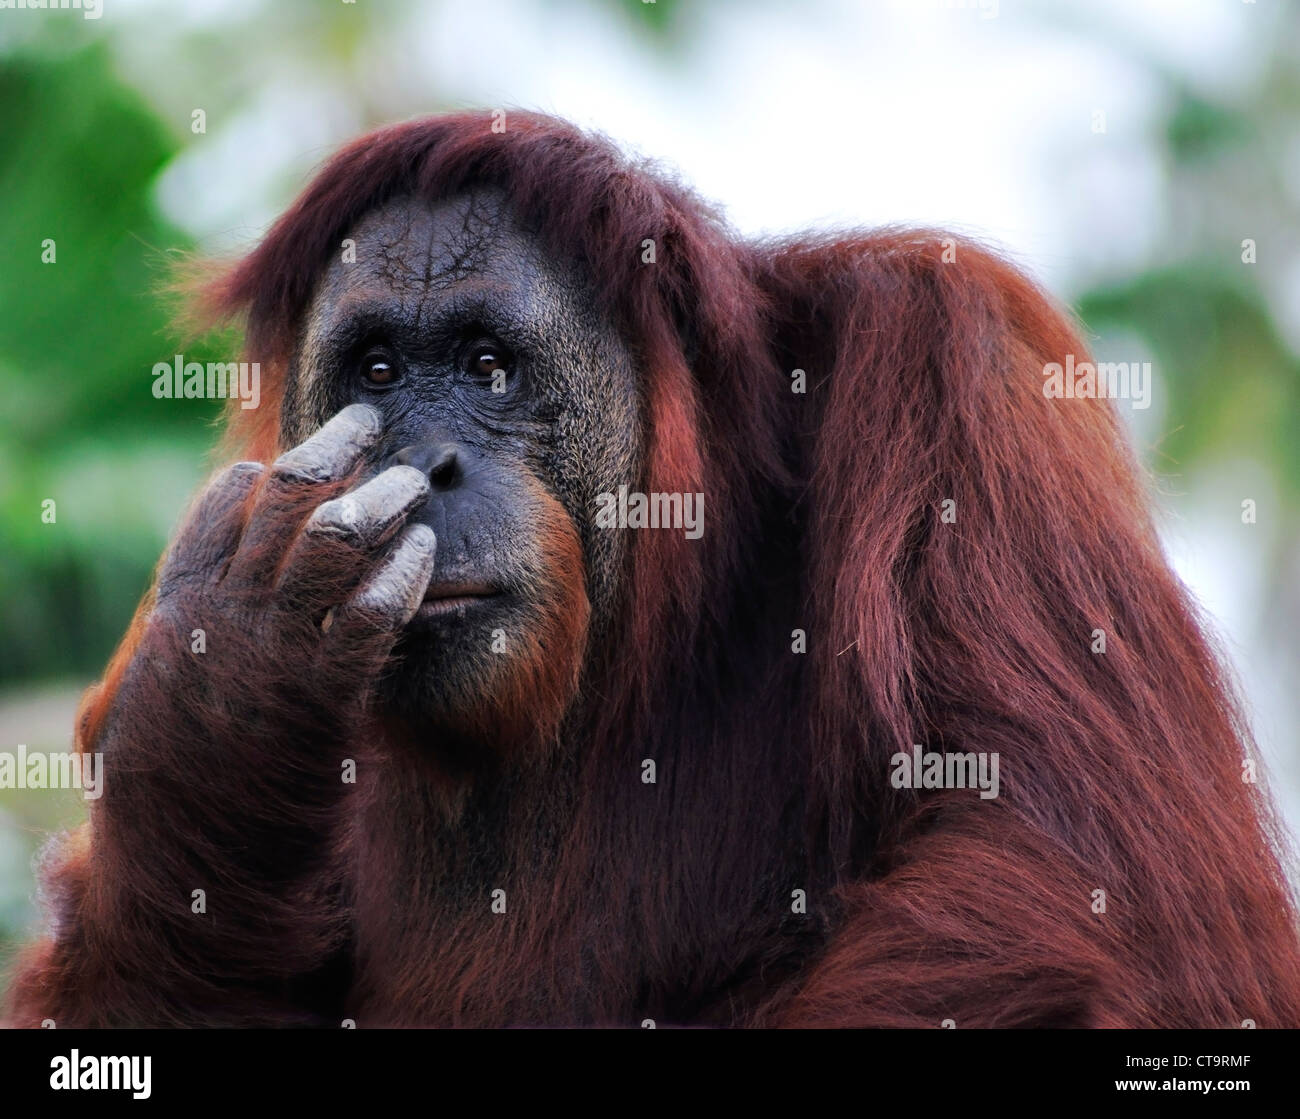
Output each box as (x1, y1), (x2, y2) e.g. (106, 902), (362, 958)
(360, 350), (399, 387)
(465, 342), (513, 382)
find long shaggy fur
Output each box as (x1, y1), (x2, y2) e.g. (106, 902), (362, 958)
(7, 111), (1300, 1027)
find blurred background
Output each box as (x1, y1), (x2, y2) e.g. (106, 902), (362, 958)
(1, 0), (1298, 965)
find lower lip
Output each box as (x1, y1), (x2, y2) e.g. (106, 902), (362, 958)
(415, 594), (498, 620)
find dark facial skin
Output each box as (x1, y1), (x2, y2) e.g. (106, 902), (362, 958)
(284, 192), (641, 736)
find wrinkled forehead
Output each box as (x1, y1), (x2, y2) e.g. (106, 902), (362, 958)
(306, 189), (545, 324)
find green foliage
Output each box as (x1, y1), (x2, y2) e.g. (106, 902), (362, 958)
(0, 45), (226, 683)
(1079, 266), (1300, 501)
(1078, 58), (1300, 515)
(1164, 91), (1251, 164)
(615, 0), (688, 39)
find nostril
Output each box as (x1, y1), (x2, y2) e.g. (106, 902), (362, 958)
(389, 441), (464, 488)
(428, 446), (459, 489)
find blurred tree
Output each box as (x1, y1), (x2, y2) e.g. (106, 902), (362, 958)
(1073, 18), (1300, 741)
(1079, 66), (1300, 501)
(0, 44), (231, 683)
